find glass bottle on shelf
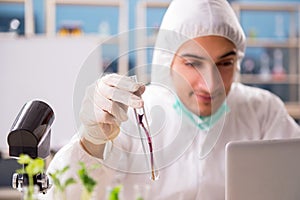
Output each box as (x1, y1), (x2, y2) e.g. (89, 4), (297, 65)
(275, 14), (285, 39)
(98, 21), (110, 36)
(259, 52), (271, 81)
(272, 48), (286, 81)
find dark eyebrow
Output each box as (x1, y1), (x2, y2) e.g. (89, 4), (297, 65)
(218, 50), (237, 59)
(180, 50), (237, 61)
(180, 53), (207, 60)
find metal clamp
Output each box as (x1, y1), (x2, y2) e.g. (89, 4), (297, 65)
(12, 172), (51, 194)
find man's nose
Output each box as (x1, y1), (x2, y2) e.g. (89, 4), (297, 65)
(199, 64), (222, 93)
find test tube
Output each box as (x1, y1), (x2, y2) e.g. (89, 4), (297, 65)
(130, 75), (159, 181)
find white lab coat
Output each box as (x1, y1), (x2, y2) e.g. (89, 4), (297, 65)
(42, 82), (300, 200)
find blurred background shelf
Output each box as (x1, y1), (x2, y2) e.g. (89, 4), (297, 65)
(135, 0), (170, 83)
(246, 38), (298, 48)
(0, 0), (34, 36)
(45, 0), (129, 74)
(239, 74), (300, 84)
(232, 2), (300, 120)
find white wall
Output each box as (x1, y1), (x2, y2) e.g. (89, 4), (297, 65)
(0, 36), (102, 152)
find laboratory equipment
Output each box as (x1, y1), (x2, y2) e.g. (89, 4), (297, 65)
(272, 48), (286, 80)
(7, 100), (55, 194)
(131, 76), (159, 181)
(259, 52), (271, 81)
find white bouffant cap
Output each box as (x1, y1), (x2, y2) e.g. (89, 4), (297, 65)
(151, 0), (246, 82)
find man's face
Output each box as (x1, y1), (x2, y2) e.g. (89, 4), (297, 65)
(171, 36), (237, 116)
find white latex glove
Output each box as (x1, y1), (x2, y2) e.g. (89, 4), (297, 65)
(79, 73), (145, 145)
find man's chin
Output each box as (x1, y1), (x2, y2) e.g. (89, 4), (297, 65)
(198, 110), (212, 117)
(198, 102), (223, 116)
(189, 105), (211, 117)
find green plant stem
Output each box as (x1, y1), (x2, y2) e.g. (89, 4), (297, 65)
(54, 189), (67, 200)
(26, 174), (34, 200)
(81, 188), (92, 200)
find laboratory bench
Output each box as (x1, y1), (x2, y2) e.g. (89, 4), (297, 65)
(0, 188), (22, 200)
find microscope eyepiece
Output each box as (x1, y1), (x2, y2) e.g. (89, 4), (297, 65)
(7, 100), (54, 159)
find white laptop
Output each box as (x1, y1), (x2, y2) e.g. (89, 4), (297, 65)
(225, 138), (300, 200)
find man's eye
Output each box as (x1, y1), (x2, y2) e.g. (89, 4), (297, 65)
(217, 60), (234, 68)
(184, 61), (202, 68)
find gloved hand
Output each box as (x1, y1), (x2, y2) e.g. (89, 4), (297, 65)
(79, 73), (145, 145)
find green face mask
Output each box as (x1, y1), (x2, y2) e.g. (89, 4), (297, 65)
(173, 97), (230, 131)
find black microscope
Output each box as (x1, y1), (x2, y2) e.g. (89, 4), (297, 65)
(7, 100), (55, 194)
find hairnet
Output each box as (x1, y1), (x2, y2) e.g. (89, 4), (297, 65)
(151, 0), (246, 83)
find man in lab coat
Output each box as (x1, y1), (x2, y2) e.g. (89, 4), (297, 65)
(43, 0), (300, 199)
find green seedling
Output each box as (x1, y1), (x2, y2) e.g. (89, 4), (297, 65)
(77, 162), (99, 200)
(49, 165), (76, 199)
(16, 154), (44, 200)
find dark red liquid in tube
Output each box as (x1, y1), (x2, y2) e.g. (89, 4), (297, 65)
(138, 114), (156, 180)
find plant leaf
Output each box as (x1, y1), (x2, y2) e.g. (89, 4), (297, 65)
(77, 162), (97, 194)
(17, 154), (31, 165)
(109, 185), (122, 200)
(64, 178), (76, 188)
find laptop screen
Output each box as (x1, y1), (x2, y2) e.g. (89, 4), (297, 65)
(225, 138), (300, 200)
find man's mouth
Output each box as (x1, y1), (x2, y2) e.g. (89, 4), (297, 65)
(195, 93), (213, 103)
(192, 90), (224, 104)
